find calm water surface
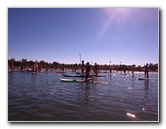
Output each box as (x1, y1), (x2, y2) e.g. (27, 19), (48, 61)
(8, 70), (159, 121)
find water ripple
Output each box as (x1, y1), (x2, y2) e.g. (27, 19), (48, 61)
(8, 71), (158, 121)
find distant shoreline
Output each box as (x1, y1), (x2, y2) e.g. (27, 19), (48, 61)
(8, 59), (158, 72)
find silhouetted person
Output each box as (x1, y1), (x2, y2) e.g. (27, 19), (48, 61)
(144, 63), (149, 78)
(81, 60), (85, 75)
(85, 62), (91, 81)
(93, 63), (98, 76)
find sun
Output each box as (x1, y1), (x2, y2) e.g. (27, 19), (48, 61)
(97, 8), (131, 39)
(103, 8), (131, 25)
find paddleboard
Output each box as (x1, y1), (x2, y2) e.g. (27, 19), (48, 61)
(60, 78), (92, 83)
(63, 74), (94, 78)
(76, 78), (94, 83)
(63, 74), (83, 77)
(56, 71), (67, 74)
(138, 77), (158, 80)
(75, 72), (81, 75)
(26, 71), (37, 74)
(60, 78), (107, 84)
(98, 71), (108, 73)
(92, 75), (106, 77)
(60, 78), (76, 82)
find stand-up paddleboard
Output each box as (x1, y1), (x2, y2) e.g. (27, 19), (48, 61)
(60, 78), (76, 82)
(60, 78), (107, 84)
(138, 77), (158, 81)
(75, 72), (81, 75)
(76, 78), (94, 83)
(98, 71), (108, 73)
(63, 74), (84, 77)
(92, 75), (106, 77)
(76, 79), (108, 84)
(60, 78), (93, 83)
(56, 71), (67, 74)
(26, 71), (37, 74)
(63, 74), (94, 78)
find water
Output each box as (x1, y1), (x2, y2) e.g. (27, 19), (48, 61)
(8, 70), (159, 121)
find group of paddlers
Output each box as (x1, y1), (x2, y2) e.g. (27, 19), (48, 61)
(60, 60), (99, 81)
(79, 61), (149, 80)
(80, 60), (111, 81)
(9, 60), (150, 79)
(9, 62), (42, 72)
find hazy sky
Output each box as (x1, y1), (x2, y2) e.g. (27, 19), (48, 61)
(8, 8), (158, 66)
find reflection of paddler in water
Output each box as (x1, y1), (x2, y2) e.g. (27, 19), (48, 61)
(144, 63), (149, 78)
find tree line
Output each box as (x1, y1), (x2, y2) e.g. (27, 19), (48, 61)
(8, 59), (158, 72)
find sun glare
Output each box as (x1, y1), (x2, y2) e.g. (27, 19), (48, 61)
(98, 8), (131, 39)
(103, 8), (130, 23)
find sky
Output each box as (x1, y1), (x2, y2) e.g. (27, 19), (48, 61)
(8, 8), (158, 66)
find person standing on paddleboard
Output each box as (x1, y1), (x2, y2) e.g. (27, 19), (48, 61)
(109, 65), (112, 75)
(93, 63), (98, 76)
(85, 62), (91, 81)
(11, 61), (15, 72)
(132, 65), (135, 76)
(144, 63), (149, 78)
(61, 64), (65, 72)
(81, 60), (85, 76)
